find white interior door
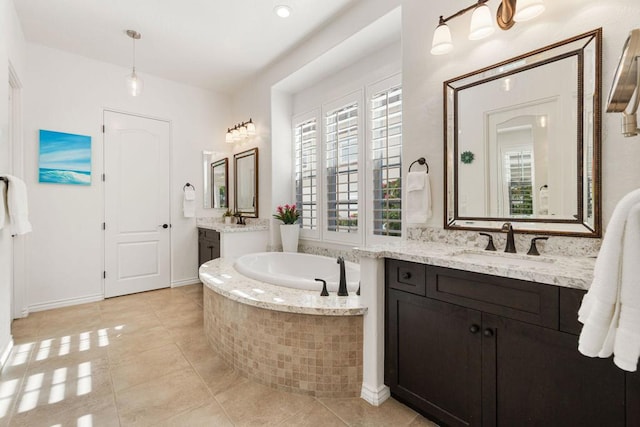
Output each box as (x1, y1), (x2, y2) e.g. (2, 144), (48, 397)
(104, 111), (171, 298)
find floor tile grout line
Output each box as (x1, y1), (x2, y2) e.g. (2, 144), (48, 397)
(315, 397), (354, 426)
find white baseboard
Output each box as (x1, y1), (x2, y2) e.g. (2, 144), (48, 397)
(0, 338), (14, 370)
(28, 293), (104, 313)
(361, 383), (391, 406)
(171, 277), (201, 287)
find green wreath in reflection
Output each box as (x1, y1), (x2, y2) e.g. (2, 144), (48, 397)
(460, 151), (474, 164)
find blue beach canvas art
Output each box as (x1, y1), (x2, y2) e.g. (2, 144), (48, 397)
(39, 130), (92, 185)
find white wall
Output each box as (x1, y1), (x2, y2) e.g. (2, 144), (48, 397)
(21, 43), (230, 312)
(0, 0), (27, 364)
(233, 0), (640, 244)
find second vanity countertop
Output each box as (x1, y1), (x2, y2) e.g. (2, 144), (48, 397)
(196, 217), (269, 233)
(354, 241), (595, 291)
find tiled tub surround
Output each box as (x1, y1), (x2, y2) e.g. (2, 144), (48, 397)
(200, 258), (366, 398)
(355, 238), (597, 407)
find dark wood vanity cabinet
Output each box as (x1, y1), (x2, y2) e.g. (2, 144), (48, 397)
(198, 228), (220, 266)
(385, 259), (634, 427)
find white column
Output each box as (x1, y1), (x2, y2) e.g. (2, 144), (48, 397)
(359, 255), (390, 406)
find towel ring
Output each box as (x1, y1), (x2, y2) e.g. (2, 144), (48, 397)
(183, 182), (195, 191)
(408, 157), (429, 173)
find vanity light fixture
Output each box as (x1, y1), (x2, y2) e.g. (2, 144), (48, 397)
(125, 30), (143, 96)
(430, 0), (546, 55)
(226, 119), (257, 144)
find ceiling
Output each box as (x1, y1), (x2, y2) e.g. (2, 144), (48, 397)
(13, 0), (359, 93)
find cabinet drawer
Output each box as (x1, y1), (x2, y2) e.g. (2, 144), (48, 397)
(198, 228), (220, 241)
(386, 259), (426, 296)
(559, 287), (586, 335)
(426, 266), (559, 329)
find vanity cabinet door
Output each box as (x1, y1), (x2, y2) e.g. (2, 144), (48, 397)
(198, 228), (220, 266)
(483, 313), (626, 427)
(386, 288), (482, 427)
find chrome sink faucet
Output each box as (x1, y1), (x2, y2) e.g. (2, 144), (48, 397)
(336, 257), (349, 296)
(501, 222), (517, 253)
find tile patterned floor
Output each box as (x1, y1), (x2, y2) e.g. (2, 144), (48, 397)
(0, 284), (438, 426)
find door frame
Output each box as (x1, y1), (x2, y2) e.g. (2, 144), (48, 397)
(102, 108), (173, 297)
(9, 62), (27, 319)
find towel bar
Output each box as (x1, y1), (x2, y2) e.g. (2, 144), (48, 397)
(408, 157), (429, 173)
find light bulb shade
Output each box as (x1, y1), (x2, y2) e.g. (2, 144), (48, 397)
(126, 70), (143, 96)
(514, 0), (545, 22)
(469, 4), (495, 40)
(246, 120), (256, 136)
(225, 130), (234, 144)
(431, 23), (453, 55)
(239, 125), (248, 138)
(232, 128), (240, 141)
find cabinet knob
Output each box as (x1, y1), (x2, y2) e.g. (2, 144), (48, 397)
(483, 328), (494, 337)
(160, 224), (169, 229)
(401, 271), (412, 280)
(469, 324), (480, 334)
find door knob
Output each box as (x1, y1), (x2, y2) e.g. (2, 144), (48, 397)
(160, 224), (169, 229)
(483, 328), (494, 337)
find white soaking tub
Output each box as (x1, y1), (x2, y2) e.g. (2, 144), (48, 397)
(233, 252), (360, 293)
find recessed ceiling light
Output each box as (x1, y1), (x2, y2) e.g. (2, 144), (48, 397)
(274, 5), (292, 18)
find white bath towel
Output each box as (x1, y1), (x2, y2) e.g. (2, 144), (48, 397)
(578, 188), (640, 371)
(613, 203), (640, 371)
(0, 178), (7, 230)
(3, 174), (32, 235)
(183, 186), (195, 218)
(405, 171), (432, 224)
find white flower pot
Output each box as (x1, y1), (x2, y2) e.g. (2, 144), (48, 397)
(224, 216), (234, 225)
(280, 224), (300, 252)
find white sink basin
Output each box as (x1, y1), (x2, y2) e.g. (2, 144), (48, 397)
(452, 251), (556, 268)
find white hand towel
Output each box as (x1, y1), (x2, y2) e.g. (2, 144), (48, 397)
(4, 174), (32, 235)
(0, 179), (6, 230)
(407, 172), (425, 191)
(612, 203), (640, 371)
(578, 188), (640, 367)
(184, 186), (195, 201)
(405, 171), (432, 224)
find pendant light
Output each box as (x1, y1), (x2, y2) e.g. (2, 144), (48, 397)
(125, 30), (143, 97)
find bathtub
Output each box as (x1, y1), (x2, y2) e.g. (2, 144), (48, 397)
(233, 252), (360, 293)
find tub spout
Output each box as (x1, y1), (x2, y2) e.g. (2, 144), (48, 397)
(336, 257), (349, 296)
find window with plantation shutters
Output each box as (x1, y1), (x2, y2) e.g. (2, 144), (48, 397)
(294, 117), (318, 232)
(325, 101), (359, 234)
(370, 85), (402, 237)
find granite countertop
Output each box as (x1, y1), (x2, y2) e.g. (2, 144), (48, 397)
(199, 258), (366, 316)
(354, 241), (595, 290)
(196, 217), (269, 233)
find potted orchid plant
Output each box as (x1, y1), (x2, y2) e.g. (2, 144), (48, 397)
(273, 203), (300, 252)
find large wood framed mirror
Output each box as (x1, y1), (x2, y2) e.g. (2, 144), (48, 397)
(444, 28), (602, 236)
(234, 147), (258, 217)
